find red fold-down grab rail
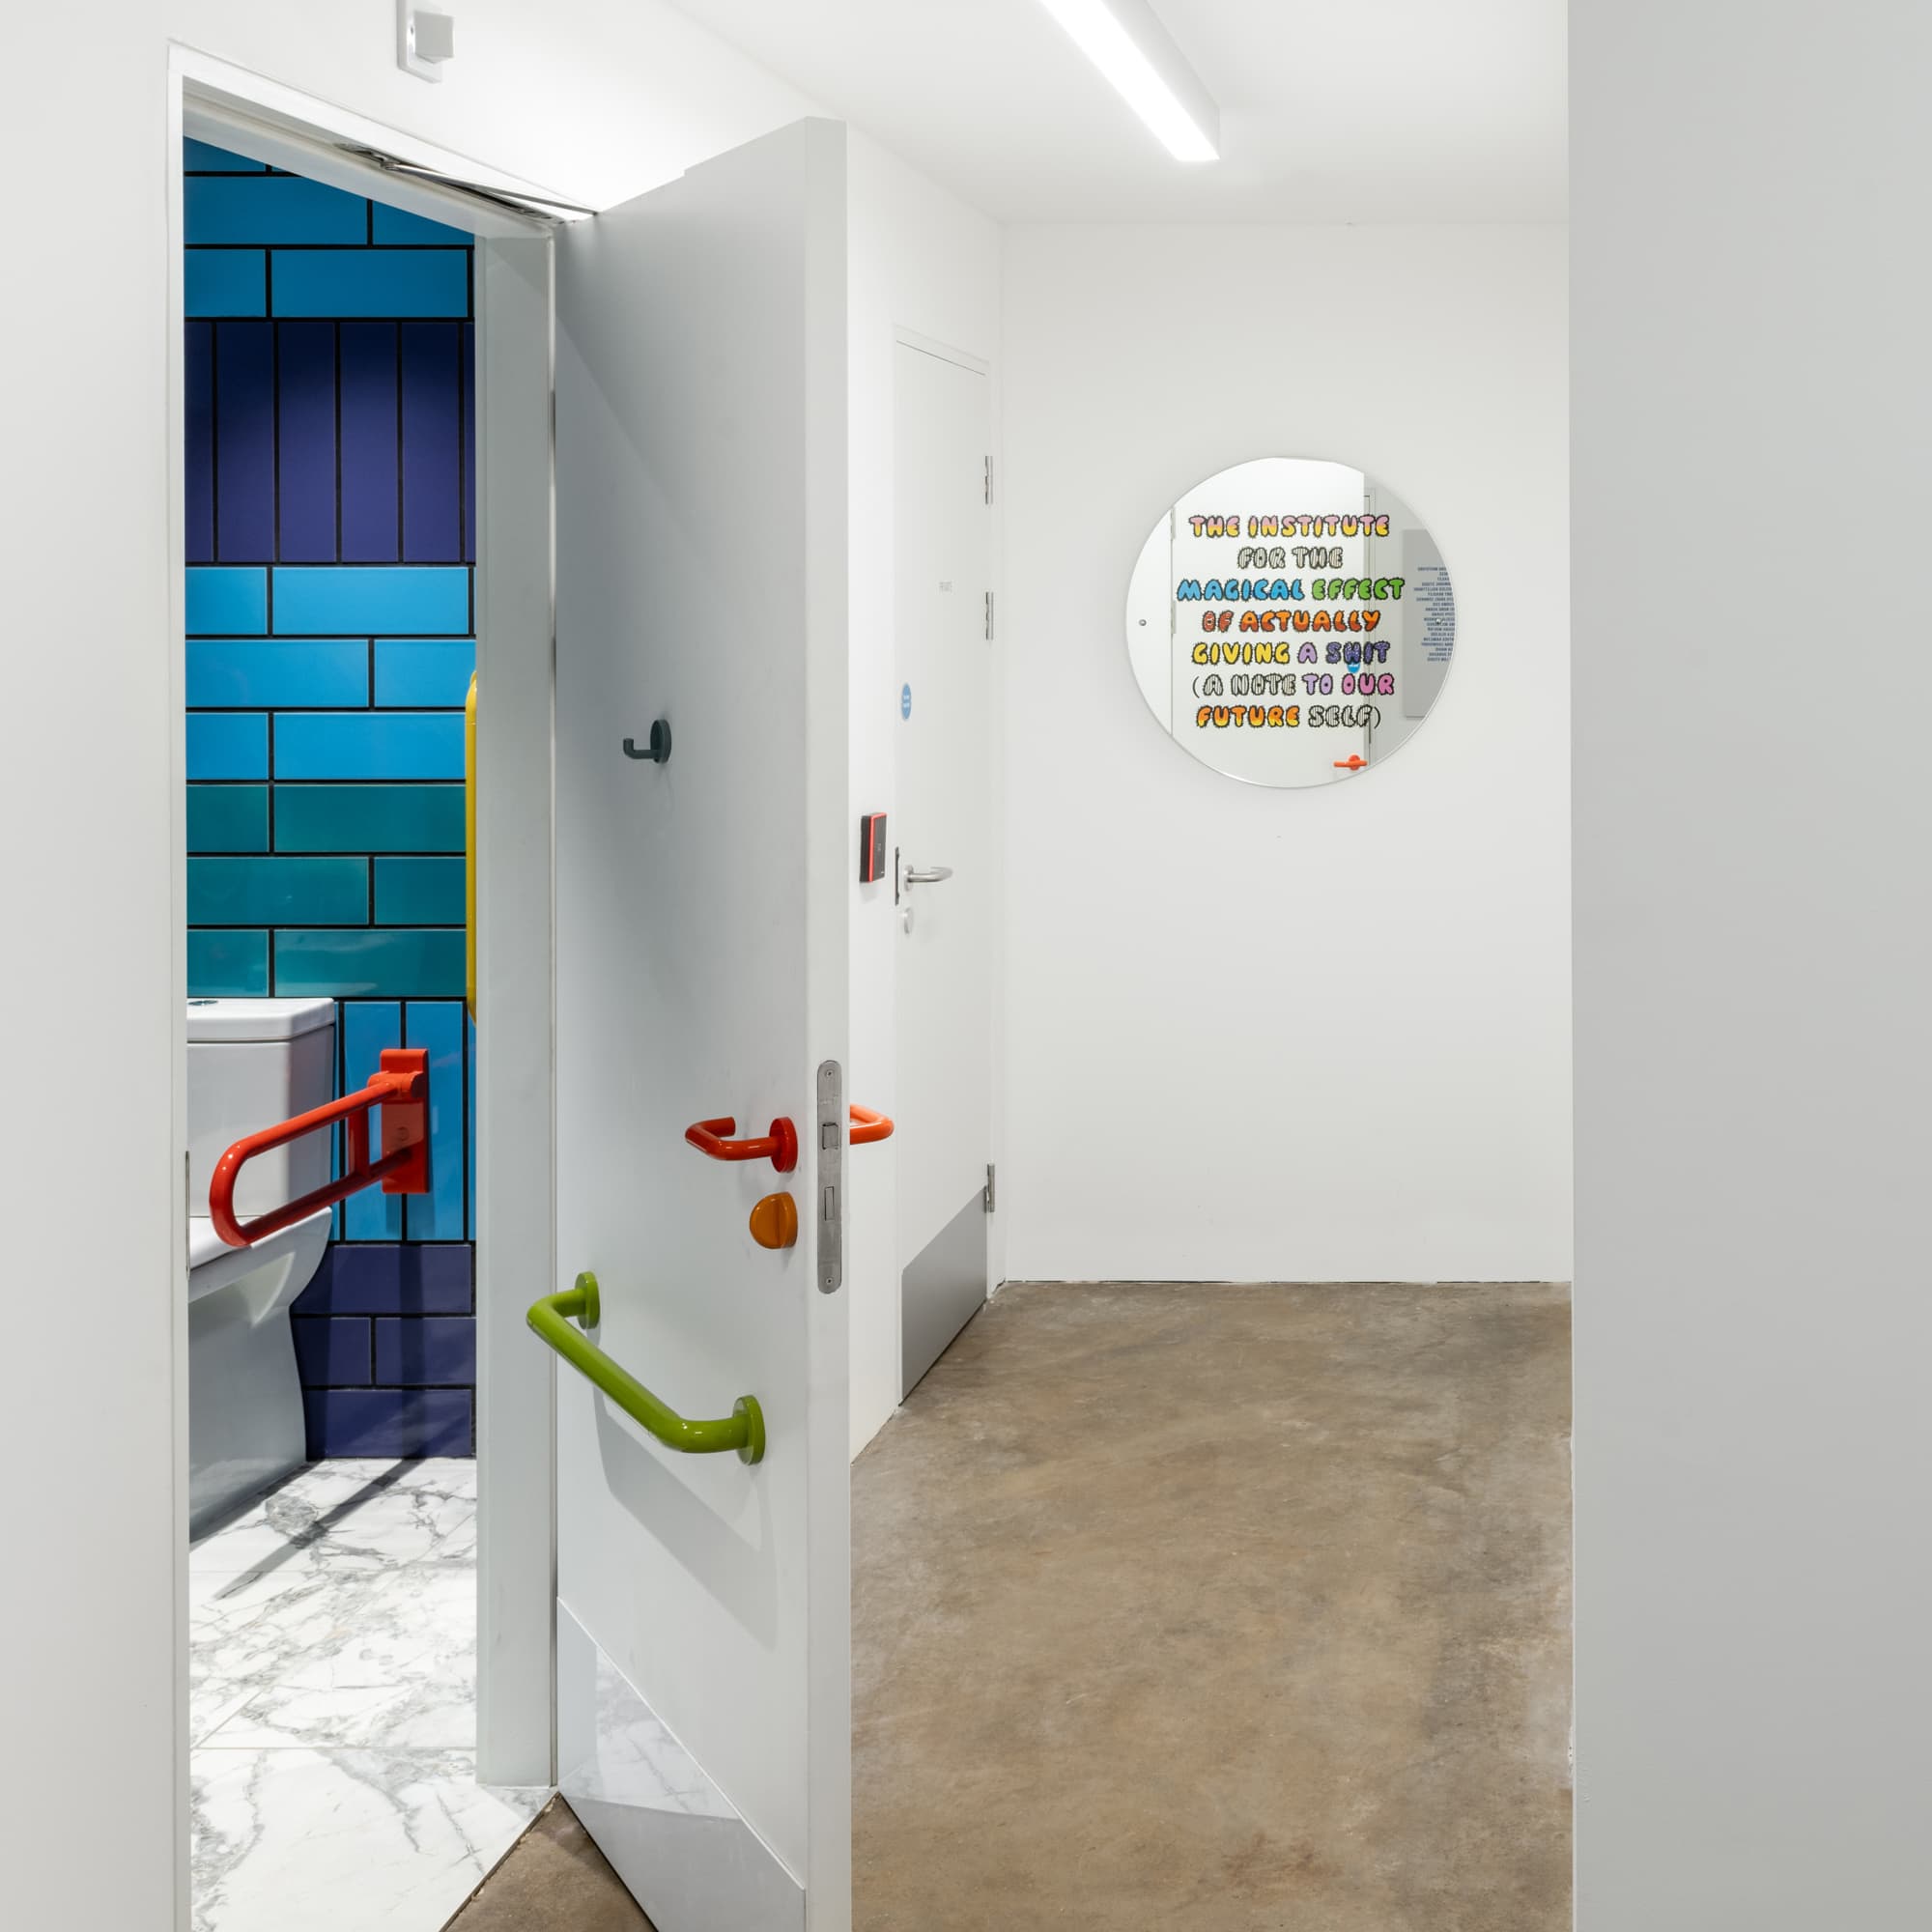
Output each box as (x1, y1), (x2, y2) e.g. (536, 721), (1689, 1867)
(209, 1047), (431, 1248)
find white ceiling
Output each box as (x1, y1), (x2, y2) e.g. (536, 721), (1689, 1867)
(668, 0), (1566, 223)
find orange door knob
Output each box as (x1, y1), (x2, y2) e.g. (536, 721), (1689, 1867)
(749, 1193), (799, 1250)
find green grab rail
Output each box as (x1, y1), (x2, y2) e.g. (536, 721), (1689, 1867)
(527, 1272), (766, 1465)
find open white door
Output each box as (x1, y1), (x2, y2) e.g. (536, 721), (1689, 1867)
(550, 120), (850, 1931)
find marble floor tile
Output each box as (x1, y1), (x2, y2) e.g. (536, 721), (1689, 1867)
(188, 1459), (547, 1932)
(201, 1564), (477, 1752)
(191, 1458), (476, 1578)
(190, 1747), (549, 1932)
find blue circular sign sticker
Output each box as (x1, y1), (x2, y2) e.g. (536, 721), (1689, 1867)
(900, 683), (912, 720)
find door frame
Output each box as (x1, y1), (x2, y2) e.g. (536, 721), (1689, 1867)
(164, 47), (570, 1918)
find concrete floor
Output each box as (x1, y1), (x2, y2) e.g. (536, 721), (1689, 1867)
(852, 1280), (1573, 1931)
(450, 1280), (1573, 1929)
(444, 1799), (651, 1929)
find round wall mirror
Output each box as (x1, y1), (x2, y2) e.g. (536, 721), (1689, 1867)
(1124, 457), (1455, 788)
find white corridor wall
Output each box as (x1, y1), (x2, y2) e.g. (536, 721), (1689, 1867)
(1000, 224), (1571, 1284)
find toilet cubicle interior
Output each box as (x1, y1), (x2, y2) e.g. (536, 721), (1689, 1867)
(182, 138), (546, 1931)
(185, 132), (479, 1472)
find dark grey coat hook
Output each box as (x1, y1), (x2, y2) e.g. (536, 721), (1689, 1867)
(623, 720), (672, 764)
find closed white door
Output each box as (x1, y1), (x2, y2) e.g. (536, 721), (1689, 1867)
(893, 342), (993, 1394)
(552, 120), (850, 1932)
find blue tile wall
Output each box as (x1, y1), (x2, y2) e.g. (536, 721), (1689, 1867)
(272, 249), (470, 319)
(187, 140), (476, 1455)
(185, 250), (265, 317)
(271, 711), (466, 779)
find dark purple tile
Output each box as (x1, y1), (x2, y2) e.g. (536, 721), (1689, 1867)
(292, 1315), (372, 1386)
(214, 321), (274, 562)
(303, 1387), (471, 1459)
(185, 322), (214, 562)
(461, 323), (476, 564)
(292, 1241), (473, 1316)
(276, 320), (336, 562)
(374, 1315), (475, 1387)
(401, 323), (462, 562)
(339, 321), (398, 561)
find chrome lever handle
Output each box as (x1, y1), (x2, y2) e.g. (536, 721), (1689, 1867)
(903, 865), (953, 885)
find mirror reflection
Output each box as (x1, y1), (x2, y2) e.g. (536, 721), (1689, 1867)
(1125, 456), (1455, 787)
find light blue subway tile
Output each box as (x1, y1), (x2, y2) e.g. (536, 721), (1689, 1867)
(271, 249), (469, 319)
(187, 641), (368, 709)
(374, 639), (474, 707)
(405, 1003), (467, 1240)
(185, 139), (267, 173)
(272, 567), (469, 636)
(186, 567), (268, 635)
(372, 203), (471, 246)
(375, 857), (465, 924)
(342, 1003), (403, 1240)
(274, 929), (465, 999)
(186, 713), (268, 781)
(187, 785), (269, 853)
(186, 176), (368, 245)
(188, 929), (269, 997)
(189, 857), (368, 926)
(185, 250), (266, 317)
(273, 713), (464, 781)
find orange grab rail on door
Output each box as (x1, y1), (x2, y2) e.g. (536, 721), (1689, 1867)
(848, 1104), (894, 1145)
(209, 1047), (432, 1249)
(685, 1115), (800, 1173)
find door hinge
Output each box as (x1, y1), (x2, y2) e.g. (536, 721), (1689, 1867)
(983, 1162), (996, 1213)
(983, 590), (994, 641)
(983, 454), (993, 505)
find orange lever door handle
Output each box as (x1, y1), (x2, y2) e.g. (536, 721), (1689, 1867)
(848, 1104), (894, 1145)
(685, 1115), (799, 1173)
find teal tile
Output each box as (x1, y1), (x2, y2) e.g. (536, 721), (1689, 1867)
(188, 929), (269, 997)
(190, 857), (368, 926)
(185, 250), (266, 317)
(271, 249), (469, 318)
(375, 857), (465, 924)
(185, 139), (267, 173)
(186, 713), (268, 780)
(273, 785), (465, 853)
(403, 1002), (468, 1239)
(188, 641), (368, 708)
(187, 567), (268, 634)
(272, 568), (469, 636)
(274, 928), (465, 998)
(372, 204), (471, 246)
(374, 639), (474, 707)
(186, 175), (367, 245)
(341, 1004), (404, 1240)
(187, 785), (269, 853)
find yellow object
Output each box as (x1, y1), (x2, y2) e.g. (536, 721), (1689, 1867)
(749, 1193), (798, 1251)
(465, 672), (477, 1020)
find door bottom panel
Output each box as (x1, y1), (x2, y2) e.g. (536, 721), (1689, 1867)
(900, 1189), (989, 1399)
(557, 1602), (805, 1931)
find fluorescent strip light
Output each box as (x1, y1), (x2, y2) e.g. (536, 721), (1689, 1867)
(1037, 0), (1220, 163)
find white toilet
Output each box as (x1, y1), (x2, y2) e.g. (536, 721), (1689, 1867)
(186, 997), (337, 1536)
